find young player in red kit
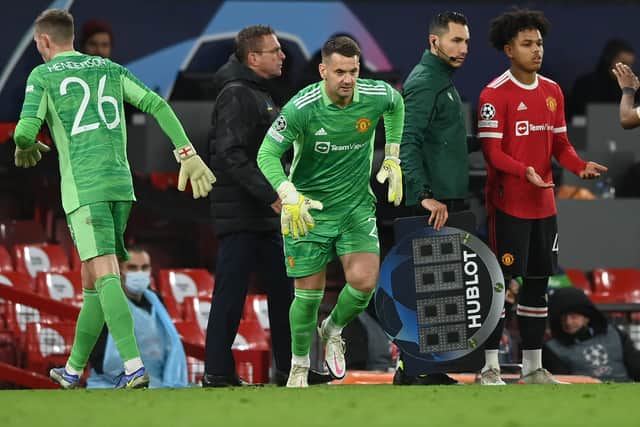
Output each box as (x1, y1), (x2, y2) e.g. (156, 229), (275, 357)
(477, 9), (607, 385)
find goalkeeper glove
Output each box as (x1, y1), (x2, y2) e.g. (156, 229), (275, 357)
(376, 143), (403, 207)
(277, 181), (323, 239)
(15, 141), (50, 168)
(173, 144), (216, 199)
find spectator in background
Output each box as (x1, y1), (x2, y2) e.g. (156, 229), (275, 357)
(567, 38), (636, 123)
(612, 61), (640, 129)
(544, 287), (640, 382)
(79, 19), (113, 58)
(395, 11), (472, 386)
(87, 247), (188, 388)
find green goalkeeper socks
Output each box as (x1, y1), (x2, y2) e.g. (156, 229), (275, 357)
(329, 283), (373, 328)
(67, 288), (105, 372)
(95, 274), (141, 363)
(289, 288), (324, 357)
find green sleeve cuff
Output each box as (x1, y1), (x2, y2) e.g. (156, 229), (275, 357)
(13, 117), (42, 149)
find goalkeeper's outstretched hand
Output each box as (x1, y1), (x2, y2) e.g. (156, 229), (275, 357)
(174, 144), (216, 199)
(376, 143), (403, 207)
(278, 181), (323, 239)
(15, 141), (50, 168)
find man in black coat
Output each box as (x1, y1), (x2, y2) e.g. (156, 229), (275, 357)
(203, 25), (330, 387)
(203, 25), (291, 386)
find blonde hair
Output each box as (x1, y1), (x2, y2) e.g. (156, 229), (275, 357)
(34, 9), (74, 44)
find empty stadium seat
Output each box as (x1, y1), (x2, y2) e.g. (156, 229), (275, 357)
(0, 245), (12, 272)
(592, 268), (640, 302)
(24, 321), (75, 375)
(0, 220), (46, 248)
(565, 269), (592, 293)
(182, 296), (211, 331)
(14, 243), (70, 277)
(35, 271), (82, 303)
(157, 269), (214, 318)
(149, 172), (180, 191)
(243, 294), (270, 331)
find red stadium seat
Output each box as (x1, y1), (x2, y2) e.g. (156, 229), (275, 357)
(233, 319), (271, 383)
(0, 245), (13, 272)
(0, 271), (36, 293)
(35, 271), (83, 303)
(592, 268), (640, 302)
(157, 269), (214, 317)
(565, 269), (592, 293)
(0, 220), (46, 248)
(182, 296), (211, 331)
(3, 300), (58, 343)
(149, 172), (179, 191)
(13, 243), (70, 278)
(243, 294), (270, 331)
(24, 321), (76, 375)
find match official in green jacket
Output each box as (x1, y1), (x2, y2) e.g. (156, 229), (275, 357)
(401, 11), (471, 233)
(396, 11), (472, 386)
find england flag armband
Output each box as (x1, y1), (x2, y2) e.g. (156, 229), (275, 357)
(173, 144), (196, 163)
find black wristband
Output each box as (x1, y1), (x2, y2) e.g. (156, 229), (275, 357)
(622, 87), (637, 96)
(418, 190), (434, 201)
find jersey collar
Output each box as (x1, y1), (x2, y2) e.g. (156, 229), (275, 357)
(507, 70), (539, 90)
(51, 50), (82, 60)
(320, 80), (360, 108)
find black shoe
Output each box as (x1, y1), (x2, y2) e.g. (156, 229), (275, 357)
(274, 369), (334, 387)
(393, 369), (458, 386)
(202, 373), (249, 388)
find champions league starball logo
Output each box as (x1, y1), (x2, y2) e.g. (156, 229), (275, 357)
(375, 227), (504, 367)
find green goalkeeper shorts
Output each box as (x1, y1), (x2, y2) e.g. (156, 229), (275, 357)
(66, 201), (132, 262)
(283, 201), (379, 278)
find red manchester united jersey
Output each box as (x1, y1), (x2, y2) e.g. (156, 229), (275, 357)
(478, 70), (586, 219)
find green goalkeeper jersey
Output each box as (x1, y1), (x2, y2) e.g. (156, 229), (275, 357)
(15, 51), (191, 214)
(257, 79), (404, 217)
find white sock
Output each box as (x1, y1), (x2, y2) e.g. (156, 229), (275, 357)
(322, 316), (343, 337)
(65, 362), (82, 376)
(482, 350), (500, 372)
(124, 357), (144, 375)
(522, 349), (542, 376)
(292, 354), (310, 368)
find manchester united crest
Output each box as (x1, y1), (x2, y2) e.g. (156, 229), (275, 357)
(501, 253), (514, 266)
(355, 117), (371, 133)
(546, 97), (557, 112)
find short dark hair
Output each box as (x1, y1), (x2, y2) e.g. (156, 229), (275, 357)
(80, 19), (113, 48)
(34, 9), (74, 44)
(489, 9), (550, 51)
(429, 11), (468, 36)
(235, 25), (275, 64)
(321, 36), (361, 62)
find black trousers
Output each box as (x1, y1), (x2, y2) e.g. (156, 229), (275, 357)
(204, 231), (293, 376)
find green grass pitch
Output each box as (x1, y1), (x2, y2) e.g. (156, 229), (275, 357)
(0, 383), (636, 427)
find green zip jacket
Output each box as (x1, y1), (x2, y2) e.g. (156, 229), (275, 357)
(400, 50), (469, 206)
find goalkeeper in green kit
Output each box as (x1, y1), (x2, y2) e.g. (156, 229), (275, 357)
(13, 9), (215, 389)
(257, 36), (404, 387)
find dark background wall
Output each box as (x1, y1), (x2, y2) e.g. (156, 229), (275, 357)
(1, 1), (640, 120)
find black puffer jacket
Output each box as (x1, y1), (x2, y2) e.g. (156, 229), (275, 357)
(208, 55), (280, 236)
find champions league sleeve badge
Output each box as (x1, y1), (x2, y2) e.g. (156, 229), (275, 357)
(375, 226), (504, 372)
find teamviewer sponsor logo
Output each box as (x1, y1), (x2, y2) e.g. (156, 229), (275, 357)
(314, 141), (330, 154)
(515, 120), (529, 136)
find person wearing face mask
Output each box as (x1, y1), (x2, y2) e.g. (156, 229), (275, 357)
(86, 247), (188, 388)
(543, 287), (640, 382)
